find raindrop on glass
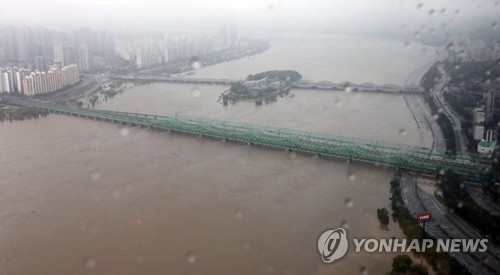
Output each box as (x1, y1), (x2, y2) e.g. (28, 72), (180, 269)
(403, 41), (410, 49)
(89, 170), (101, 181)
(341, 220), (350, 230)
(136, 254), (145, 264)
(360, 266), (369, 275)
(492, 22), (498, 29)
(428, 9), (435, 16)
(334, 98), (342, 107)
(344, 86), (352, 93)
(399, 128), (407, 136)
(89, 225), (99, 234)
(84, 257), (96, 269)
(234, 211), (243, 219)
(485, 70), (491, 76)
(345, 198), (353, 208)
(189, 56), (202, 70)
(119, 127), (129, 137)
(186, 252), (197, 264)
(416, 3), (423, 10)
(413, 31), (420, 39)
(191, 87), (201, 97)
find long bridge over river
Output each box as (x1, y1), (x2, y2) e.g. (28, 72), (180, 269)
(111, 75), (425, 93)
(2, 96), (490, 178)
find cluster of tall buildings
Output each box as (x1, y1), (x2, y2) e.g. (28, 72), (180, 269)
(0, 25), (113, 73)
(447, 39), (500, 62)
(0, 64), (79, 96)
(115, 22), (239, 69)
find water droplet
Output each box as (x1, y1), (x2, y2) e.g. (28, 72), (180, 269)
(186, 252), (197, 264)
(267, 3), (274, 11)
(119, 127), (129, 137)
(334, 98), (342, 107)
(89, 225), (99, 234)
(413, 31), (420, 39)
(446, 43), (454, 52)
(344, 86), (352, 93)
(189, 56), (202, 70)
(460, 183), (465, 189)
(455, 9), (460, 14)
(440, 8), (446, 14)
(438, 169), (445, 175)
(89, 170), (101, 181)
(136, 254), (145, 264)
(432, 114), (439, 120)
(345, 198), (353, 208)
(84, 257), (96, 269)
(341, 220), (350, 230)
(403, 41), (410, 49)
(437, 107), (443, 113)
(457, 201), (463, 208)
(191, 87), (201, 97)
(428, 9), (435, 16)
(348, 174), (356, 181)
(454, 64), (460, 70)
(485, 70), (491, 76)
(289, 151), (297, 159)
(111, 190), (121, 199)
(416, 3), (423, 10)
(234, 211), (243, 219)
(360, 266), (369, 275)
(399, 128), (407, 136)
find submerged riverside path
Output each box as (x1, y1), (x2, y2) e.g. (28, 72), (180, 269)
(2, 96), (491, 178)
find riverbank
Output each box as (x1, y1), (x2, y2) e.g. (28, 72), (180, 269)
(0, 104), (49, 121)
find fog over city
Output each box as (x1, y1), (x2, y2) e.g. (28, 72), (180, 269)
(1, 0), (500, 274)
(1, 0), (499, 35)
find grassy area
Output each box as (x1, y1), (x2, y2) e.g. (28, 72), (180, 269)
(0, 106), (49, 121)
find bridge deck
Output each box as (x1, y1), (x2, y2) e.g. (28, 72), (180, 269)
(2, 97), (490, 178)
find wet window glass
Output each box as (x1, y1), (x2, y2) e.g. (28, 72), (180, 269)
(0, 0), (499, 274)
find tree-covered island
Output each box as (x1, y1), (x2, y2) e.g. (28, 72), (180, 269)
(221, 70), (302, 105)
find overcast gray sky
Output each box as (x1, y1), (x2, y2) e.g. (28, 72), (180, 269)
(1, 0), (499, 34)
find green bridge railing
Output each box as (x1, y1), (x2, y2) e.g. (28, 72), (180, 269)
(3, 97), (490, 178)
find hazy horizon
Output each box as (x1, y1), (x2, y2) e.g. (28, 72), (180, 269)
(1, 0), (498, 37)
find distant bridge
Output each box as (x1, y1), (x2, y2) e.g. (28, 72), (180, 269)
(111, 75), (425, 93)
(2, 96), (489, 178)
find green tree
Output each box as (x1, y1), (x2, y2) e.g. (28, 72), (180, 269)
(392, 255), (412, 273)
(377, 208), (390, 225)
